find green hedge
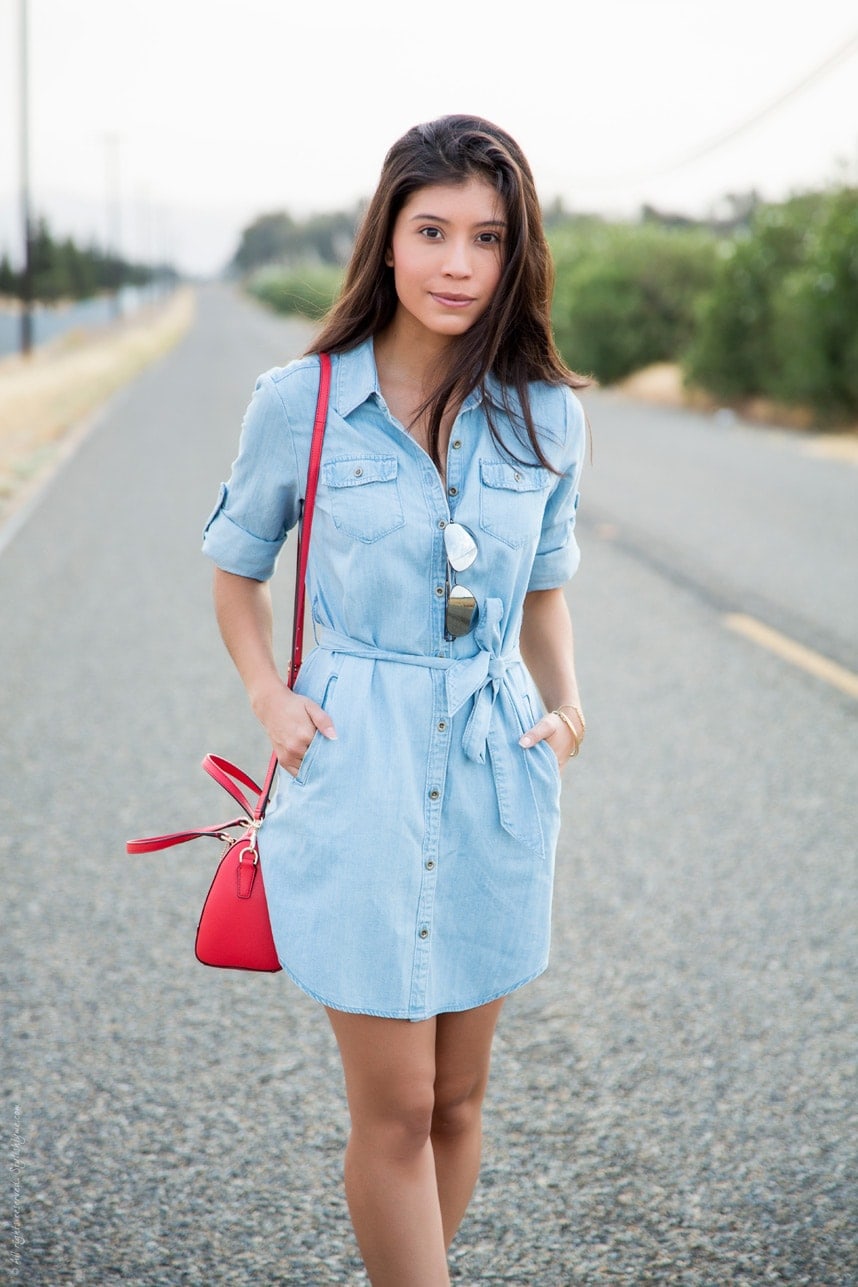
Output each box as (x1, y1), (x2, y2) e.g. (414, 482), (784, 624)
(247, 263), (343, 320)
(244, 190), (858, 423)
(685, 189), (858, 419)
(550, 221), (719, 385)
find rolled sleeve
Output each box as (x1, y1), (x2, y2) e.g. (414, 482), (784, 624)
(202, 372), (301, 582)
(527, 388), (586, 591)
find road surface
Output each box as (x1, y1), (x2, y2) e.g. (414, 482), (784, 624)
(2, 283), (855, 1285)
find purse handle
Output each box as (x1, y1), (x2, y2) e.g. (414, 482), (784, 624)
(126, 352), (332, 856)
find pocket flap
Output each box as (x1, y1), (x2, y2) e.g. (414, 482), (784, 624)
(323, 456), (398, 488)
(480, 460), (549, 492)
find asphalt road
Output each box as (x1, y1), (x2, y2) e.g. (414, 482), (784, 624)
(2, 283), (856, 1286)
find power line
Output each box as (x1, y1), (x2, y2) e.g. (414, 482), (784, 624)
(661, 28), (858, 176)
(577, 29), (858, 190)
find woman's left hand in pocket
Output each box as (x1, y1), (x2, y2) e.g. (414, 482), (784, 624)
(518, 712), (578, 766)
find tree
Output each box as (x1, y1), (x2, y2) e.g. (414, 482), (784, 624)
(229, 207), (360, 273)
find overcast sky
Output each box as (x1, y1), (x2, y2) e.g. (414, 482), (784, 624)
(0, 0), (856, 276)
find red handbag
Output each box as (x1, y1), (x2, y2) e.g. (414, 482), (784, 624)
(126, 353), (331, 971)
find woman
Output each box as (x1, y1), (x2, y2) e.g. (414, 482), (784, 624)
(203, 114), (588, 1286)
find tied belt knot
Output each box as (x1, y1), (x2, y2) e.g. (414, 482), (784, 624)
(445, 604), (512, 767)
(314, 599), (556, 856)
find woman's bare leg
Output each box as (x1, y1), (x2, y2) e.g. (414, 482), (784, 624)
(431, 999), (504, 1247)
(325, 1008), (449, 1287)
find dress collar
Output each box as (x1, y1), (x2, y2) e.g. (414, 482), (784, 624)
(331, 338), (380, 418)
(331, 337), (487, 418)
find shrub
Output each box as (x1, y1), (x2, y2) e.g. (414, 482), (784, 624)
(247, 263), (344, 320)
(550, 221), (719, 384)
(767, 189), (858, 416)
(684, 197), (817, 400)
(685, 188), (858, 420)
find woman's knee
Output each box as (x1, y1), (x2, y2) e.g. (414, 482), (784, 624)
(430, 999), (503, 1140)
(327, 1009), (438, 1155)
(431, 1076), (486, 1139)
(350, 1085), (437, 1158)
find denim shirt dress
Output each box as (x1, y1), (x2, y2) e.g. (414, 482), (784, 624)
(202, 339), (586, 1020)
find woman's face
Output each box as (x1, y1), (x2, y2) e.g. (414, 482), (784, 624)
(385, 178), (506, 342)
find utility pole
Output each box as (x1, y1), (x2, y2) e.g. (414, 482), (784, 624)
(19, 0), (33, 355)
(104, 134), (123, 320)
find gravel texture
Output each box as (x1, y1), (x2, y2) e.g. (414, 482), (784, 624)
(2, 285), (855, 1285)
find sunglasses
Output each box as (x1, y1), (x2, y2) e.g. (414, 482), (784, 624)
(443, 522), (478, 639)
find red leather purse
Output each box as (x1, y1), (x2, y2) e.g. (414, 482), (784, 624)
(126, 353), (331, 971)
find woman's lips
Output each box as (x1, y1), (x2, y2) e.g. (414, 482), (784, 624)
(430, 292), (475, 308)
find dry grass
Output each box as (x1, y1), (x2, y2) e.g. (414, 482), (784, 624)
(612, 361), (858, 462)
(0, 287), (195, 519)
(613, 362), (690, 408)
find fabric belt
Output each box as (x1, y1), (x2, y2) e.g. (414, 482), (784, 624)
(314, 599), (550, 855)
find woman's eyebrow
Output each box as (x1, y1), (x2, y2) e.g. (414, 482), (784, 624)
(408, 213), (508, 227)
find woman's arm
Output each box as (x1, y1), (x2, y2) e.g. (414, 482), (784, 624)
(212, 567), (336, 776)
(518, 587), (585, 766)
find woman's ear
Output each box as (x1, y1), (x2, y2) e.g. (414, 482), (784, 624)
(384, 247), (394, 267)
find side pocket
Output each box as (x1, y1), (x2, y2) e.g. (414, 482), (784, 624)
(293, 673), (338, 787)
(524, 692), (561, 784)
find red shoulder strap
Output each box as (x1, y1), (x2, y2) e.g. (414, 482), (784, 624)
(125, 354), (332, 856)
(250, 351), (332, 821)
(289, 351), (332, 687)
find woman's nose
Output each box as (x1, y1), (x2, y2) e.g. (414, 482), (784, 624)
(441, 239), (472, 277)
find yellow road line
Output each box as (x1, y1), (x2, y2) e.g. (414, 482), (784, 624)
(724, 613), (858, 700)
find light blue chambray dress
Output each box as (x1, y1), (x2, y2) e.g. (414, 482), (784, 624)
(202, 339), (585, 1020)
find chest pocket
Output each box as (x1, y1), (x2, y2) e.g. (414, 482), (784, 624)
(479, 460), (550, 549)
(322, 455), (405, 543)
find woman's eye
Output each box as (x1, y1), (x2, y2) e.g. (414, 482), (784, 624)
(419, 226), (443, 239)
(478, 232), (501, 245)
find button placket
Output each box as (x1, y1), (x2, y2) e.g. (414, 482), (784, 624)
(445, 414), (465, 502)
(445, 417), (465, 513)
(433, 514), (450, 649)
(408, 668), (452, 1015)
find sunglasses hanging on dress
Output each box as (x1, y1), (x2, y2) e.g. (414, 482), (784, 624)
(443, 522), (478, 639)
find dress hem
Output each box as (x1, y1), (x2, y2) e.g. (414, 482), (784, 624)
(276, 956), (550, 1022)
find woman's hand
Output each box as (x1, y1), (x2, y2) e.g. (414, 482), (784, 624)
(518, 588), (585, 768)
(211, 570), (337, 776)
(519, 707), (584, 767)
(252, 682), (337, 777)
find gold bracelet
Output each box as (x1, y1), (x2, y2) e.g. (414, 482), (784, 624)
(553, 704), (586, 741)
(552, 708), (582, 756)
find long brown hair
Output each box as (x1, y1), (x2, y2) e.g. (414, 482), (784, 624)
(310, 114), (588, 471)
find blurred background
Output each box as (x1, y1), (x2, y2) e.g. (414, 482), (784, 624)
(0, 0), (856, 425)
(2, 5), (857, 1284)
